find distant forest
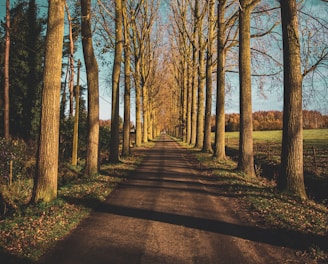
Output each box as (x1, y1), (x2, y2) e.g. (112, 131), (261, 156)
(210, 110), (328, 132)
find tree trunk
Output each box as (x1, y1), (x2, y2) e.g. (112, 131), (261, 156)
(4, 0), (10, 139)
(214, 0), (227, 160)
(31, 0), (65, 203)
(203, 0), (214, 153)
(186, 55), (192, 144)
(279, 0), (307, 199)
(81, 0), (100, 175)
(110, 0), (123, 163)
(237, 0), (258, 177)
(71, 60), (81, 166)
(190, 0), (199, 146)
(65, 2), (75, 118)
(135, 61), (142, 147)
(195, 4), (205, 149)
(142, 84), (149, 143)
(122, 1), (131, 157)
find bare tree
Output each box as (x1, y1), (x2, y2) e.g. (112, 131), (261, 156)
(237, 0), (260, 178)
(214, 0), (239, 160)
(31, 0), (65, 203)
(203, 0), (215, 153)
(122, 0), (131, 157)
(279, 0), (307, 199)
(81, 0), (100, 175)
(110, 0), (123, 163)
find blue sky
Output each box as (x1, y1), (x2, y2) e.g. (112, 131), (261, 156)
(1, 0), (327, 121)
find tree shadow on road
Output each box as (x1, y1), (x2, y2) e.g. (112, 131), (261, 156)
(62, 194), (327, 255)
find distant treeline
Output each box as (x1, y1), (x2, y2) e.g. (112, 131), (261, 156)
(211, 110), (328, 132)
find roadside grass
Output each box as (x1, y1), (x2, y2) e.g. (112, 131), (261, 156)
(221, 129), (328, 202)
(0, 154), (142, 263)
(188, 148), (328, 262)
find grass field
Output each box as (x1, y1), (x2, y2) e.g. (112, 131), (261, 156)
(213, 129), (328, 202)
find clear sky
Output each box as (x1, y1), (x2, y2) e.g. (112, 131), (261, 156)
(0, 0), (327, 121)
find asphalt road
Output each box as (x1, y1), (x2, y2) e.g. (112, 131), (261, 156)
(38, 135), (306, 264)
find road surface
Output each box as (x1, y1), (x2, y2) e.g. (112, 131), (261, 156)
(39, 135), (307, 264)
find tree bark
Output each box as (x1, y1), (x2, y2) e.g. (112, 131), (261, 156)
(186, 54), (192, 144)
(237, 0), (258, 177)
(81, 0), (100, 175)
(110, 0), (123, 163)
(31, 0), (65, 203)
(122, 0), (131, 157)
(195, 3), (205, 149)
(279, 0), (307, 199)
(4, 0), (10, 139)
(65, 2), (75, 118)
(214, 0), (227, 160)
(71, 60), (81, 166)
(203, 0), (214, 153)
(190, 0), (199, 146)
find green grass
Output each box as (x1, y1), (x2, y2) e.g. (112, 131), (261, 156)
(223, 129), (328, 145)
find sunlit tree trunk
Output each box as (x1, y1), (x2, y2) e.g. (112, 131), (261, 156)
(31, 0), (65, 203)
(214, 0), (227, 160)
(142, 84), (149, 143)
(71, 60), (81, 166)
(122, 0), (131, 157)
(190, 0), (199, 146)
(186, 55), (192, 144)
(279, 0), (307, 199)
(81, 0), (100, 175)
(135, 66), (142, 147)
(195, 3), (205, 149)
(110, 0), (123, 163)
(203, 0), (214, 153)
(237, 0), (259, 177)
(131, 16), (142, 147)
(4, 0), (10, 139)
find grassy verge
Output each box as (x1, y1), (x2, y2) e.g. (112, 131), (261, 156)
(0, 155), (142, 263)
(179, 142), (328, 262)
(222, 129), (328, 203)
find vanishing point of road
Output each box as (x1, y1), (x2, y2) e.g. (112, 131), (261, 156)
(39, 135), (307, 264)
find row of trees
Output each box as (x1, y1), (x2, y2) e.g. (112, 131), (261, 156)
(1, 0), (169, 202)
(1, 0), (327, 202)
(166, 0), (327, 200)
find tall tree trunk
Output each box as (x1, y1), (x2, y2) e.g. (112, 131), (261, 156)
(142, 85), (149, 143)
(4, 0), (10, 139)
(131, 17), (142, 147)
(195, 4), (205, 149)
(65, 2), (75, 117)
(31, 0), (65, 203)
(279, 0), (307, 199)
(214, 0), (227, 160)
(122, 1), (131, 157)
(135, 59), (142, 147)
(203, 0), (214, 153)
(71, 60), (81, 166)
(81, 0), (100, 175)
(186, 55), (192, 144)
(182, 58), (188, 142)
(190, 0), (199, 146)
(110, 0), (123, 163)
(237, 0), (258, 177)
